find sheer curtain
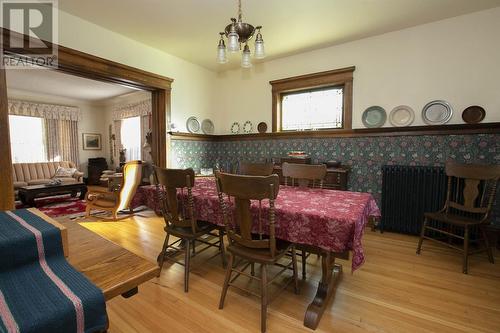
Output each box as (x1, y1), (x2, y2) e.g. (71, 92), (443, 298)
(45, 119), (80, 165)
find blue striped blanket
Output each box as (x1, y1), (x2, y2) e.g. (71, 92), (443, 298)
(0, 209), (107, 333)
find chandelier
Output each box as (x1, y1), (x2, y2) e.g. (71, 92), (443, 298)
(216, 0), (265, 68)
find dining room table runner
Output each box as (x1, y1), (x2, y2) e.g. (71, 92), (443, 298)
(184, 177), (380, 271)
(0, 209), (107, 333)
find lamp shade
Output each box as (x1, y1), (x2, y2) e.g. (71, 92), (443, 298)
(217, 45), (228, 64)
(241, 44), (252, 68)
(254, 40), (265, 59)
(227, 25), (240, 52)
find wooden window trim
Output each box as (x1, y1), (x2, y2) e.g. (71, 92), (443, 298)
(270, 66), (354, 132)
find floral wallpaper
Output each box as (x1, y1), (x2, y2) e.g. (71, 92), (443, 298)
(171, 133), (500, 224)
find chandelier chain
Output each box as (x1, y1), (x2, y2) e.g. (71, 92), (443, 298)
(238, 0), (242, 22)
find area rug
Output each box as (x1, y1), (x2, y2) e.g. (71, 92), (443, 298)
(15, 195), (88, 219)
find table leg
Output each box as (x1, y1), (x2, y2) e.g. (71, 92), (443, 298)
(80, 186), (88, 200)
(303, 251), (343, 330)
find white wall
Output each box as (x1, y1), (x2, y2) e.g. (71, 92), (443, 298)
(57, 10), (216, 133)
(213, 7), (500, 134)
(7, 89), (109, 176)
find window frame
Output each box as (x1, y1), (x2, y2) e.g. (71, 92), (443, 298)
(270, 66), (354, 132)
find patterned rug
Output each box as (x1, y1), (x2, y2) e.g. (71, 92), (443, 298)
(15, 195), (87, 219)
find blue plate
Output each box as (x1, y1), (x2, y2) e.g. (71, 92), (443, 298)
(362, 106), (387, 128)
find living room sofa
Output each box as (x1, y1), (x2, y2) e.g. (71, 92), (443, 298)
(12, 161), (84, 193)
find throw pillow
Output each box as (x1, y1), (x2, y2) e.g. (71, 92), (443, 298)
(54, 166), (77, 178)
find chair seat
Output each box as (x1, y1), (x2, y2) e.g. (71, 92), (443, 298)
(167, 220), (217, 239)
(227, 239), (292, 264)
(424, 212), (484, 226)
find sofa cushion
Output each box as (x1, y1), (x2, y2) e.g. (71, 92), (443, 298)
(54, 166), (77, 178)
(27, 179), (52, 186)
(13, 181), (28, 189)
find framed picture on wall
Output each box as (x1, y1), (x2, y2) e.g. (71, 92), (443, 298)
(82, 133), (102, 150)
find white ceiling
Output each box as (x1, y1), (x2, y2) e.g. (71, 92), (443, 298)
(59, 0), (500, 71)
(6, 68), (137, 101)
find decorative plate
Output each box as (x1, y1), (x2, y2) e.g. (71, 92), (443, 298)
(257, 122), (268, 133)
(201, 119), (215, 134)
(462, 105), (485, 124)
(389, 105), (415, 127)
(230, 122), (240, 134)
(186, 116), (200, 133)
(422, 100), (453, 125)
(362, 106), (387, 128)
(243, 121), (253, 133)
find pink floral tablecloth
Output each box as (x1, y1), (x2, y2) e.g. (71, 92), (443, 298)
(187, 177), (379, 271)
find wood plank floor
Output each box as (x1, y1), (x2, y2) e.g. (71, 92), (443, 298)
(64, 210), (500, 333)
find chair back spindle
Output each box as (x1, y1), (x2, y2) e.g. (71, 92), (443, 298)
(154, 167), (198, 234)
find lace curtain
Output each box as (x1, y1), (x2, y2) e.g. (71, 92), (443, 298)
(8, 100), (82, 121)
(112, 99), (152, 163)
(45, 119), (80, 165)
(8, 99), (81, 166)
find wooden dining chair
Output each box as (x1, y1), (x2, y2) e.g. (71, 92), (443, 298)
(282, 162), (327, 278)
(239, 161), (275, 176)
(154, 167), (226, 292)
(216, 172), (299, 333)
(86, 160), (142, 220)
(416, 161), (500, 273)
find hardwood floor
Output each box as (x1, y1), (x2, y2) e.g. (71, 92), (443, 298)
(66, 210), (500, 333)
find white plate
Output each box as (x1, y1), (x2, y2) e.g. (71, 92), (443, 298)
(230, 122), (240, 134)
(243, 121), (253, 133)
(389, 105), (415, 127)
(422, 100), (453, 125)
(201, 119), (214, 134)
(186, 116), (200, 133)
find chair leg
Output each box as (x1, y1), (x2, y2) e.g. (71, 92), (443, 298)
(251, 263), (255, 276)
(218, 229), (227, 267)
(301, 250), (307, 279)
(85, 206), (91, 218)
(219, 253), (234, 309)
(260, 264), (268, 333)
(157, 233), (170, 277)
(480, 225), (495, 264)
(416, 218), (428, 255)
(291, 247), (299, 294)
(463, 227), (469, 274)
(184, 240), (191, 292)
(192, 240), (196, 256)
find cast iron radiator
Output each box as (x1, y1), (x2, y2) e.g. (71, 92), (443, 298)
(380, 165), (447, 234)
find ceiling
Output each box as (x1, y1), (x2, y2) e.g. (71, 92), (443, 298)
(59, 0), (500, 71)
(6, 68), (137, 102)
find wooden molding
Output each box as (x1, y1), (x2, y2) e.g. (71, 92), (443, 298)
(269, 67), (355, 132)
(170, 122), (500, 142)
(0, 66), (15, 210)
(2, 28), (172, 165)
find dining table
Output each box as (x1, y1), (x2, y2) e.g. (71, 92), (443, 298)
(184, 176), (380, 329)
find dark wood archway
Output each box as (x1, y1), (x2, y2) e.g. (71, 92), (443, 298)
(1, 28), (172, 210)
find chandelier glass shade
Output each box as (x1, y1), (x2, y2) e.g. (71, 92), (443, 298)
(216, 0), (265, 67)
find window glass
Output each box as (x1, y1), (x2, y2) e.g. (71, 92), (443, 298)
(9, 115), (46, 163)
(281, 87), (343, 131)
(121, 116), (142, 161)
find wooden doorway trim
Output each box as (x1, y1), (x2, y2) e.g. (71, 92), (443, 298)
(1, 28), (173, 210)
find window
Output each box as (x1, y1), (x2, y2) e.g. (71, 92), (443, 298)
(121, 116), (141, 161)
(9, 115), (46, 163)
(270, 66), (354, 132)
(281, 86), (343, 131)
